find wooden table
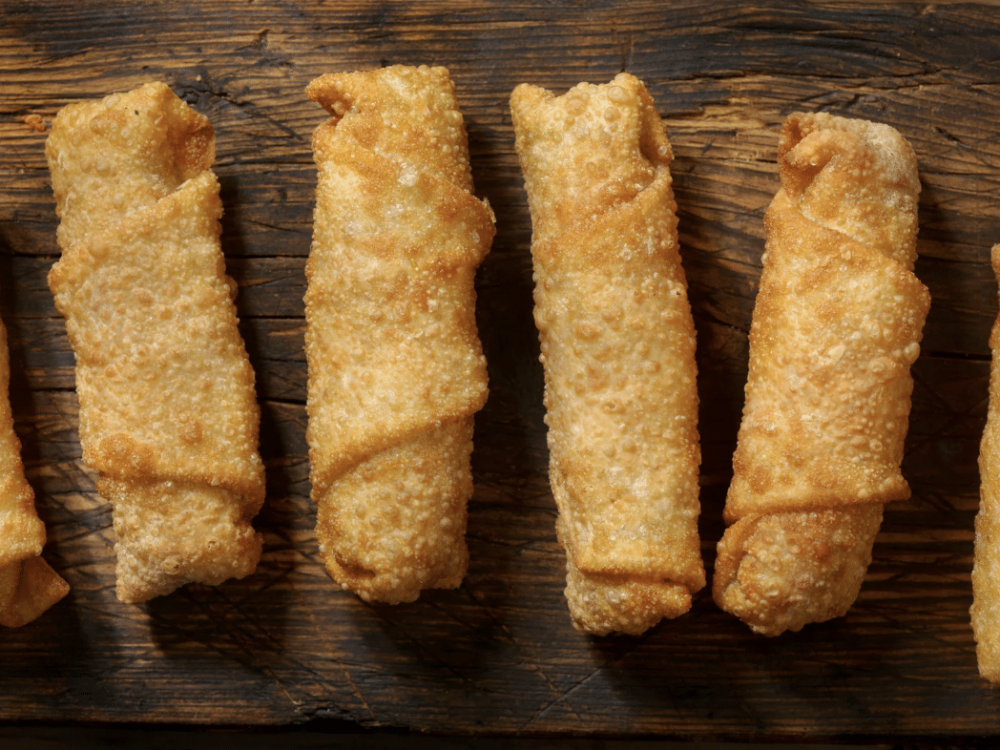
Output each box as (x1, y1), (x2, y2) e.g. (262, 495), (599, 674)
(2, 0), (1000, 742)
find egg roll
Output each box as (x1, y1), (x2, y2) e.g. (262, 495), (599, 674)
(714, 112), (929, 635)
(971, 244), (1000, 681)
(0, 306), (70, 626)
(510, 74), (705, 635)
(305, 65), (492, 604)
(46, 83), (265, 604)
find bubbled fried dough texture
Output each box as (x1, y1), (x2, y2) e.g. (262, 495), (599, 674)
(0, 311), (69, 627)
(46, 83), (265, 603)
(306, 66), (492, 604)
(715, 506), (882, 636)
(315, 421), (473, 602)
(47, 83), (213, 251)
(715, 112), (929, 636)
(511, 74), (704, 636)
(970, 244), (1000, 682)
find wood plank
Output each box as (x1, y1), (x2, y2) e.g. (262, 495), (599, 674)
(3, 0), (1000, 741)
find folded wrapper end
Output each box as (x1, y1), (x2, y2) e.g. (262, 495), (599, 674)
(0, 556), (70, 628)
(313, 421), (472, 605)
(713, 505), (882, 636)
(560, 520), (695, 637)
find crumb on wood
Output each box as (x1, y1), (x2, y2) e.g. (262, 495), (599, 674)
(22, 114), (45, 132)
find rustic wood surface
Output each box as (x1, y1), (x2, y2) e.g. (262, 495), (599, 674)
(3, 0), (1000, 742)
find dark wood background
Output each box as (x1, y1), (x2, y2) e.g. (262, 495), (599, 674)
(2, 0), (1000, 742)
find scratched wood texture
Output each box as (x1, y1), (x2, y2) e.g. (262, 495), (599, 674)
(2, 0), (1000, 742)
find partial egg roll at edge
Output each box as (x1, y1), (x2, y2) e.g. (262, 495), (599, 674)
(972, 243), (1000, 682)
(0, 305), (69, 627)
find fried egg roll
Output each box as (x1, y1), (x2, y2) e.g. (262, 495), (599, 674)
(0, 306), (69, 626)
(971, 244), (1000, 681)
(47, 83), (265, 604)
(510, 74), (705, 635)
(305, 65), (492, 604)
(714, 112), (929, 635)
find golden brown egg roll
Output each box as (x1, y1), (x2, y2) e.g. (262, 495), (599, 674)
(510, 74), (705, 635)
(0, 305), (69, 627)
(714, 112), (929, 635)
(305, 65), (493, 604)
(46, 83), (265, 604)
(971, 243), (1000, 681)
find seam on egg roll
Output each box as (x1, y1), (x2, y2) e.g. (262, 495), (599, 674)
(46, 83), (265, 604)
(715, 112), (929, 636)
(305, 65), (492, 604)
(511, 73), (705, 636)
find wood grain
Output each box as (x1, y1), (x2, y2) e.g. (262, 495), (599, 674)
(3, 0), (1000, 741)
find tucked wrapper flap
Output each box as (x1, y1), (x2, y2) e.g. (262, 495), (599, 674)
(714, 504), (883, 634)
(780, 117), (920, 268)
(509, 76), (672, 242)
(306, 69), (492, 492)
(315, 420), (473, 598)
(46, 82), (214, 251)
(308, 67), (475, 195)
(49, 172), (264, 508)
(529, 163), (675, 269)
(97, 475), (261, 602)
(724, 189), (929, 522)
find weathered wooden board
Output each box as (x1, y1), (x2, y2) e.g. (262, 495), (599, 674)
(3, 0), (1000, 742)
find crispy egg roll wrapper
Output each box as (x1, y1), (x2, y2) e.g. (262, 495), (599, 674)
(0, 310), (70, 627)
(511, 74), (705, 636)
(46, 83), (265, 603)
(971, 244), (1000, 681)
(715, 112), (929, 635)
(306, 65), (492, 604)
